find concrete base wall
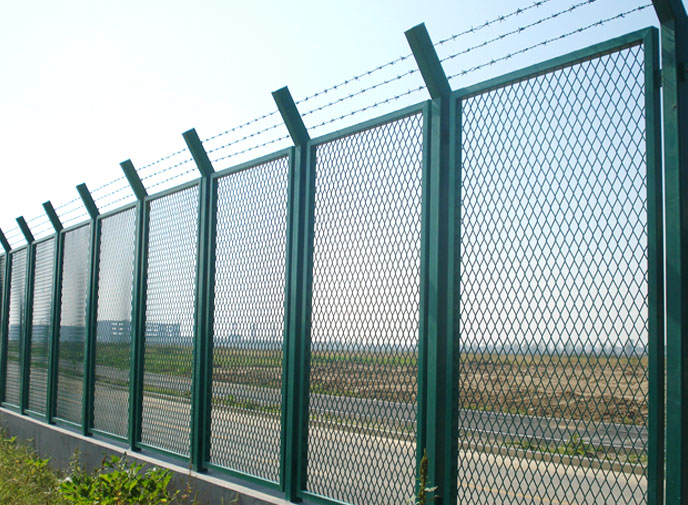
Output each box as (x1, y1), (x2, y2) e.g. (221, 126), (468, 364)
(0, 408), (292, 505)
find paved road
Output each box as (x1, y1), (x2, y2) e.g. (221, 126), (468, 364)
(51, 375), (648, 505)
(62, 364), (649, 452)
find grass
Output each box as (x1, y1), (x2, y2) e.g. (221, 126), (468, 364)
(506, 435), (648, 466)
(0, 434), (65, 505)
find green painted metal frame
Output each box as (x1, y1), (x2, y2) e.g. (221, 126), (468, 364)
(23, 234), (57, 420)
(133, 172), (203, 462)
(406, 22), (458, 505)
(273, 86), (312, 502)
(87, 203), (139, 442)
(204, 148), (291, 492)
(17, 217), (36, 416)
(43, 201), (64, 424)
(129, 195), (148, 451)
(642, 27), (665, 505)
(51, 220), (92, 429)
(76, 184), (100, 436)
(119, 160), (148, 451)
(184, 128), (216, 472)
(453, 26), (663, 505)
(20, 235), (56, 421)
(652, 2), (688, 504)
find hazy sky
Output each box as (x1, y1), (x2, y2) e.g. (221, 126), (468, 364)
(0, 0), (674, 246)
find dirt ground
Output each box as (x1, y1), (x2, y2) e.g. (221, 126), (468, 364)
(213, 350), (648, 426)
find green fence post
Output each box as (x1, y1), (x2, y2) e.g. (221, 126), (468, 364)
(16, 216), (35, 416)
(642, 27), (666, 505)
(76, 183), (100, 436)
(406, 23), (458, 505)
(273, 86), (311, 503)
(0, 229), (11, 405)
(183, 128), (215, 472)
(652, 1), (688, 503)
(120, 160), (148, 451)
(43, 202), (63, 424)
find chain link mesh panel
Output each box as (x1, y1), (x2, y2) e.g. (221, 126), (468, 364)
(28, 238), (55, 414)
(93, 208), (137, 438)
(5, 249), (27, 407)
(210, 157), (289, 482)
(56, 225), (91, 425)
(457, 44), (648, 505)
(141, 186), (199, 456)
(306, 113), (423, 505)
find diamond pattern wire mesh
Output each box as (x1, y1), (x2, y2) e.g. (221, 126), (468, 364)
(5, 249), (27, 407)
(28, 238), (55, 414)
(457, 45), (648, 505)
(210, 157), (289, 482)
(93, 208), (137, 438)
(56, 224), (91, 425)
(141, 186), (198, 456)
(306, 113), (423, 505)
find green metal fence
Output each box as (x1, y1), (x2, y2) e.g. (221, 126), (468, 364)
(0, 14), (685, 505)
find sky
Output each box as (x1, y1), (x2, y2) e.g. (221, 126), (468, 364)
(0, 0), (677, 246)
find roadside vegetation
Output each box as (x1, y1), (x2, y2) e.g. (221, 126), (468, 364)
(0, 433), (217, 505)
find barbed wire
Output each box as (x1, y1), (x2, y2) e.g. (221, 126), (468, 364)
(146, 167), (199, 192)
(92, 175), (128, 194)
(447, 3), (652, 81)
(138, 147), (190, 172)
(190, 0), (558, 150)
(293, 0), (558, 107)
(205, 122), (283, 155)
(210, 134), (290, 165)
(0, 0), (651, 238)
(308, 86), (426, 132)
(54, 197), (80, 211)
(441, 0), (601, 65)
(77, 0), (600, 181)
(268, 0), (598, 130)
(140, 157), (194, 182)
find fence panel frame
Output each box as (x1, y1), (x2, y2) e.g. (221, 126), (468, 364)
(453, 26), (662, 505)
(300, 101), (426, 505)
(136, 178), (201, 464)
(89, 202), (138, 443)
(2, 245), (29, 411)
(24, 234), (57, 421)
(202, 147), (291, 492)
(52, 220), (93, 430)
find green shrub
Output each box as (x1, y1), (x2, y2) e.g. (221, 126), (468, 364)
(59, 454), (194, 505)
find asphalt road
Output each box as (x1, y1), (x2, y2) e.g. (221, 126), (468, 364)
(65, 364), (649, 452)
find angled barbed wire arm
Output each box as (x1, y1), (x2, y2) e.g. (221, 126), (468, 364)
(42, 201), (63, 423)
(272, 85), (313, 501)
(182, 128), (215, 472)
(651, 1), (688, 504)
(118, 159), (148, 451)
(75, 183), (100, 436)
(15, 216), (35, 415)
(406, 22), (458, 505)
